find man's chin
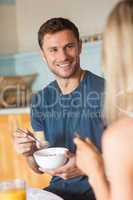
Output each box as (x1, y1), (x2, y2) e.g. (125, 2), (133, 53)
(53, 68), (79, 79)
(56, 72), (76, 79)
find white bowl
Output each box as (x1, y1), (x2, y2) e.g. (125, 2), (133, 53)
(33, 147), (68, 170)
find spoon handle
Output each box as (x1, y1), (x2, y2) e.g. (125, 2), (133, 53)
(16, 128), (49, 148)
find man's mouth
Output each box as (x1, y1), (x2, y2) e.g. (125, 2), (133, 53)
(57, 62), (71, 68)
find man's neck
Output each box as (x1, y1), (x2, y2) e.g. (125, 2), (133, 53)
(56, 68), (86, 95)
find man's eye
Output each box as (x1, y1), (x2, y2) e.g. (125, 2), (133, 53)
(49, 48), (58, 52)
(67, 44), (75, 48)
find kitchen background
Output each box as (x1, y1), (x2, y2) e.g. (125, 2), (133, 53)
(0, 0), (119, 92)
(0, 0), (120, 188)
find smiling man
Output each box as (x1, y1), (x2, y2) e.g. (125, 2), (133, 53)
(14, 18), (104, 200)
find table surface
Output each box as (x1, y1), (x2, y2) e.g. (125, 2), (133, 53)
(27, 188), (63, 200)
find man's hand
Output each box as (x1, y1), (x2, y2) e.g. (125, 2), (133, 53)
(13, 129), (38, 157)
(13, 129), (49, 174)
(40, 151), (84, 179)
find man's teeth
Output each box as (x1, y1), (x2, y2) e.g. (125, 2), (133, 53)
(58, 63), (70, 67)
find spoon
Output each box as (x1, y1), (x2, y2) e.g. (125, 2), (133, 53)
(16, 128), (49, 148)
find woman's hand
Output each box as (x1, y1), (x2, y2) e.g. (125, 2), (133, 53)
(74, 137), (104, 178)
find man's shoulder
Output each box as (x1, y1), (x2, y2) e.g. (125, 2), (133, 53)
(85, 70), (104, 91)
(86, 70), (104, 82)
(34, 80), (57, 95)
(31, 80), (57, 103)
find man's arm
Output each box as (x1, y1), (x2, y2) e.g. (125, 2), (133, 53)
(13, 130), (45, 174)
(26, 155), (43, 174)
(14, 129), (84, 179)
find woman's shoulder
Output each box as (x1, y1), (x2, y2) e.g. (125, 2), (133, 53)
(102, 117), (133, 184)
(102, 117), (133, 159)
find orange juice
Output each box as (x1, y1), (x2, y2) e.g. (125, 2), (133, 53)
(0, 188), (26, 200)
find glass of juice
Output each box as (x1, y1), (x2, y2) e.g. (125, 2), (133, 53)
(0, 179), (26, 200)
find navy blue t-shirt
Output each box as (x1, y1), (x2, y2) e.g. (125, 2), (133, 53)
(30, 70), (104, 195)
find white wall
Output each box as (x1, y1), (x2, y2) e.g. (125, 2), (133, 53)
(0, 0), (120, 54)
(16, 0), (119, 53)
(0, 4), (18, 55)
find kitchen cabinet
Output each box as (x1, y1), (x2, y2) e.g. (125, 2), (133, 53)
(0, 110), (51, 188)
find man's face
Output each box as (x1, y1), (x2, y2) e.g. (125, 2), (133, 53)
(41, 29), (82, 79)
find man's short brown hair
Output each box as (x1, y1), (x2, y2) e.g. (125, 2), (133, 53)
(38, 17), (80, 49)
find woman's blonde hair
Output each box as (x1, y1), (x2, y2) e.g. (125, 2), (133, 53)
(103, 0), (133, 125)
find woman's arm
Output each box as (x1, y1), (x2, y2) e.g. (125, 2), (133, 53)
(74, 137), (110, 200)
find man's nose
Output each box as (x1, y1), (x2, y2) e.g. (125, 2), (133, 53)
(58, 49), (67, 61)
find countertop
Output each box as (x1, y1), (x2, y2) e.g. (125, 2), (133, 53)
(0, 107), (30, 115)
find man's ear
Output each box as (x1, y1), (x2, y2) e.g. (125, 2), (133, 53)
(79, 39), (82, 54)
(40, 49), (47, 63)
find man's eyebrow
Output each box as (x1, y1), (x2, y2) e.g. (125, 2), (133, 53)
(63, 42), (77, 48)
(65, 42), (76, 45)
(46, 42), (76, 50)
(47, 46), (57, 50)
